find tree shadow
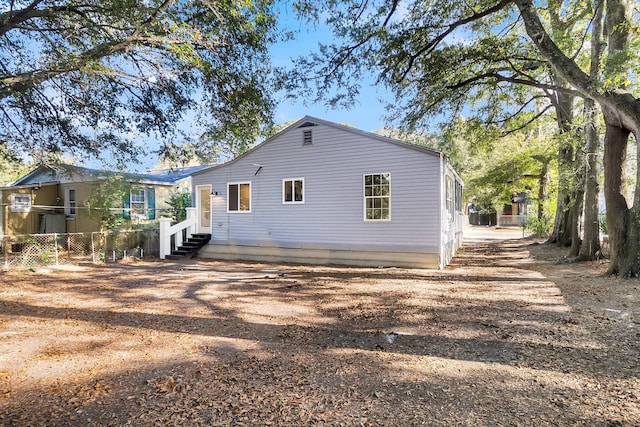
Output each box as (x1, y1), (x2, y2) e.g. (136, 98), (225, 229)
(0, 237), (637, 425)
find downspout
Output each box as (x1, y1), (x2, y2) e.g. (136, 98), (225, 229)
(439, 152), (445, 269)
(0, 190), (4, 236)
(2, 192), (7, 265)
(31, 187), (37, 233)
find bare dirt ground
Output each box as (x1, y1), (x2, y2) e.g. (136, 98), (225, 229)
(0, 232), (638, 426)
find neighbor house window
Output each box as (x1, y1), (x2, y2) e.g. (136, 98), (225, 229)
(283, 178), (304, 204)
(228, 182), (251, 212)
(364, 173), (390, 220)
(10, 193), (31, 213)
(130, 189), (147, 219)
(123, 188), (155, 220)
(65, 188), (76, 218)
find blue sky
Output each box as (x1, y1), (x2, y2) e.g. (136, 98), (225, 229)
(271, 40), (391, 132)
(115, 8), (393, 172)
(270, 9), (391, 134)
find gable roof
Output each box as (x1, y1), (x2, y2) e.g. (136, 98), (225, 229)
(140, 165), (211, 183)
(6, 163), (211, 188)
(191, 115), (444, 177)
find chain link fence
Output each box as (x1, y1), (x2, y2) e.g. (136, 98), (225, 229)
(1, 229), (159, 270)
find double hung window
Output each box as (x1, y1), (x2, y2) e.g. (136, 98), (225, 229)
(364, 173), (390, 220)
(130, 189), (147, 219)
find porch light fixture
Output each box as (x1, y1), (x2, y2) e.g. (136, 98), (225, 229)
(211, 190), (218, 196)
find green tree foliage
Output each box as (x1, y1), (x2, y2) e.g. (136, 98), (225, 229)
(86, 175), (131, 231)
(444, 116), (557, 216)
(0, 141), (26, 184)
(287, 0), (640, 275)
(284, 0), (587, 132)
(0, 0), (279, 167)
(383, 115), (558, 221)
(167, 189), (191, 223)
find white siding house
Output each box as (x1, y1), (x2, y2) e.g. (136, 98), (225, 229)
(187, 116), (464, 269)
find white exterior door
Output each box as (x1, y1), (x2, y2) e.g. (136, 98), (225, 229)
(196, 185), (212, 234)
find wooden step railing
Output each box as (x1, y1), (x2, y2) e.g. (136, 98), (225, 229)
(158, 207), (197, 259)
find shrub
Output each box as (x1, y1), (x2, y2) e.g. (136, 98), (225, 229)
(525, 215), (553, 237)
(599, 214), (608, 235)
(167, 190), (192, 223)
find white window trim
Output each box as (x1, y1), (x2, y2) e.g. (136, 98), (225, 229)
(227, 181), (252, 213)
(196, 184), (212, 232)
(282, 178), (305, 204)
(65, 188), (76, 219)
(445, 176), (454, 223)
(363, 172), (391, 222)
(10, 193), (31, 213)
(130, 188), (149, 220)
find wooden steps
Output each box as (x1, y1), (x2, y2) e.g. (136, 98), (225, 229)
(165, 233), (211, 260)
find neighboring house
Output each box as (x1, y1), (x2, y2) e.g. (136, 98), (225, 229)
(497, 191), (530, 227)
(182, 116), (464, 269)
(0, 164), (208, 236)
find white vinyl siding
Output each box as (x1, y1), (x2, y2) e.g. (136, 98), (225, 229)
(364, 173), (390, 221)
(283, 178), (304, 204)
(192, 119), (446, 250)
(228, 182), (251, 212)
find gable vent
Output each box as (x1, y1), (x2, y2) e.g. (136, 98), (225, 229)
(302, 130), (313, 145)
(298, 121), (317, 128)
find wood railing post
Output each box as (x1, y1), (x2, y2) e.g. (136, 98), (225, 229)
(185, 207), (196, 236)
(159, 218), (171, 259)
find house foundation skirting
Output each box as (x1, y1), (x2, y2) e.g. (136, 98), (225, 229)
(197, 243), (441, 269)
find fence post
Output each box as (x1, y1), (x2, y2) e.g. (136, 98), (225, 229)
(53, 233), (59, 266)
(3, 236), (7, 270)
(103, 232), (107, 263)
(90, 232), (95, 263)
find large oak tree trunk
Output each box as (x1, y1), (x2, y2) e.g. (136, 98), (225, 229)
(600, 0), (639, 276)
(537, 161), (549, 220)
(516, 0), (640, 276)
(578, 0), (603, 261)
(569, 169), (585, 257)
(602, 120), (629, 275)
(548, 90), (575, 247)
(621, 138), (640, 276)
(579, 98), (602, 260)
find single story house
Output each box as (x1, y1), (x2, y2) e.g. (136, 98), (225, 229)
(0, 164), (208, 236)
(496, 191), (530, 227)
(185, 116), (464, 269)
